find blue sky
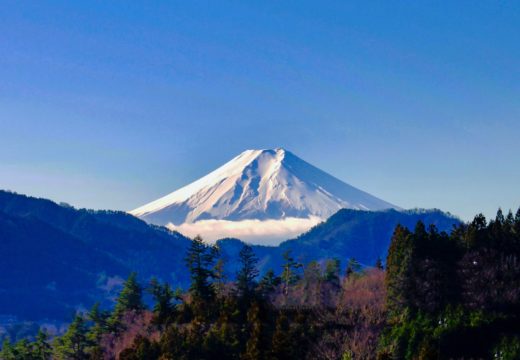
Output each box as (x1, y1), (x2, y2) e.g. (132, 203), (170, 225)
(0, 1), (518, 221)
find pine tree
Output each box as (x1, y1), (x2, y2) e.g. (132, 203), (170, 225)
(242, 302), (263, 360)
(33, 329), (52, 360)
(269, 314), (294, 359)
(345, 258), (361, 278)
(87, 303), (109, 342)
(257, 269), (281, 298)
(385, 224), (414, 316)
(109, 272), (144, 331)
(185, 235), (218, 303)
(13, 339), (32, 359)
(281, 250), (302, 296)
(54, 314), (91, 360)
(0, 339), (15, 360)
(324, 258), (341, 285)
(148, 277), (176, 326)
(375, 257), (384, 270)
(236, 245), (259, 302)
(213, 258), (227, 298)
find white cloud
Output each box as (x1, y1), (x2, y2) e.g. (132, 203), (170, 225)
(167, 216), (323, 246)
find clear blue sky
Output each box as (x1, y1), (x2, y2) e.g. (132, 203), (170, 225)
(1, 1), (519, 221)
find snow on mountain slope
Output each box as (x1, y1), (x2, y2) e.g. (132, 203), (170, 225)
(130, 148), (399, 244)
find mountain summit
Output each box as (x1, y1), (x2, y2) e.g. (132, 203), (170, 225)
(130, 148), (399, 244)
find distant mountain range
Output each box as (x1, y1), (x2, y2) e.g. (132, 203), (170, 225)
(130, 148), (399, 244)
(0, 190), (459, 324)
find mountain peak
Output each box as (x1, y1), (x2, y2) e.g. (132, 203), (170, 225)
(130, 148), (399, 244)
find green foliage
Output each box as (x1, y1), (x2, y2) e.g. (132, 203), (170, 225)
(148, 277), (176, 326)
(381, 208), (520, 359)
(9, 206), (520, 360)
(324, 258), (341, 284)
(185, 235), (219, 303)
(108, 272), (144, 331)
(345, 257), (361, 278)
(119, 335), (160, 360)
(53, 315), (92, 360)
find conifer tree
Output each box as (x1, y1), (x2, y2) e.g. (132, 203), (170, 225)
(0, 339), (15, 360)
(54, 314), (91, 360)
(269, 314), (294, 359)
(281, 250), (302, 296)
(375, 257), (384, 270)
(257, 269), (281, 298)
(109, 272), (144, 331)
(385, 224), (414, 316)
(33, 329), (52, 360)
(87, 303), (109, 343)
(148, 277), (176, 326)
(185, 235), (218, 302)
(242, 302), (263, 360)
(345, 258), (361, 278)
(213, 258), (227, 298)
(236, 244), (259, 302)
(324, 258), (341, 284)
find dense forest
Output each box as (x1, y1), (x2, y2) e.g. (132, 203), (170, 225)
(1, 208), (519, 359)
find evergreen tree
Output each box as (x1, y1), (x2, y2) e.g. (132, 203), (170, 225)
(87, 303), (109, 343)
(345, 257), (361, 278)
(269, 314), (295, 359)
(0, 339), (15, 360)
(54, 315), (91, 360)
(213, 258), (227, 298)
(242, 302), (263, 360)
(385, 224), (414, 316)
(33, 329), (52, 360)
(109, 272), (144, 331)
(375, 257), (384, 270)
(148, 277), (176, 326)
(257, 269), (281, 298)
(324, 258), (341, 284)
(236, 245), (259, 302)
(185, 235), (218, 302)
(281, 250), (302, 296)
(13, 339), (32, 359)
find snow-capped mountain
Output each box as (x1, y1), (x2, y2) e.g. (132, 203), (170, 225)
(130, 148), (399, 244)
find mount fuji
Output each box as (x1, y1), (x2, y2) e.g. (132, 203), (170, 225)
(130, 148), (399, 244)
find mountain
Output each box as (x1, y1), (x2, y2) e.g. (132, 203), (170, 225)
(217, 208), (461, 277)
(0, 190), (191, 322)
(130, 148), (399, 244)
(0, 190), (458, 325)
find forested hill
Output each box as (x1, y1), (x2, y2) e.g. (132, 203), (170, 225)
(217, 208), (460, 277)
(0, 190), (192, 321)
(0, 190), (458, 324)
(2, 208), (519, 359)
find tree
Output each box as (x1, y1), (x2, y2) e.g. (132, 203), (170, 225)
(148, 277), (176, 326)
(257, 269), (281, 298)
(345, 258), (361, 278)
(236, 245), (259, 302)
(385, 224), (414, 316)
(375, 257), (384, 270)
(281, 250), (302, 296)
(33, 329), (52, 360)
(54, 314), (91, 360)
(0, 339), (15, 360)
(185, 235), (219, 303)
(324, 258), (341, 285)
(242, 302), (263, 360)
(109, 272), (144, 331)
(213, 258), (227, 298)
